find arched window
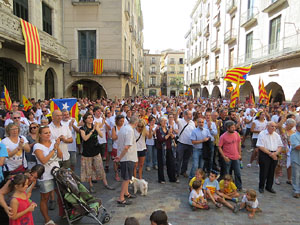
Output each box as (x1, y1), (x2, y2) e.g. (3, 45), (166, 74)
(45, 69), (54, 100)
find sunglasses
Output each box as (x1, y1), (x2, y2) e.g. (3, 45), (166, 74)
(30, 126), (38, 129)
(42, 110), (47, 113)
(13, 117), (21, 119)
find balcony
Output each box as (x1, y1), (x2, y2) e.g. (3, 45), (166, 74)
(226, 0), (237, 14)
(169, 61), (176, 65)
(213, 12), (221, 27)
(149, 83), (160, 88)
(191, 53), (201, 65)
(72, 0), (101, 6)
(178, 71), (184, 74)
(236, 33), (300, 67)
(0, 8), (68, 62)
(224, 28), (236, 44)
(262, 0), (288, 13)
(240, 8), (259, 29)
(209, 71), (220, 82)
(201, 48), (208, 58)
(150, 60), (156, 65)
(150, 71), (157, 75)
(211, 40), (220, 52)
(204, 24), (210, 37)
(129, 18), (134, 32)
(201, 75), (209, 85)
(69, 59), (134, 77)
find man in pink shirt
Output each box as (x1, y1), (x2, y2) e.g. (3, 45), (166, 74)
(218, 120), (242, 190)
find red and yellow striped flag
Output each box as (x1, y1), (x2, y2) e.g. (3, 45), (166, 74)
(20, 19), (41, 65)
(131, 65), (134, 79)
(230, 86), (239, 108)
(93, 59), (104, 75)
(4, 86), (12, 111)
(259, 78), (268, 103)
(22, 95), (33, 111)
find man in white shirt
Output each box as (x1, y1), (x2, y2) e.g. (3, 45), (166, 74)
(175, 109), (195, 178)
(256, 121), (283, 194)
(115, 116), (139, 206)
(49, 110), (73, 168)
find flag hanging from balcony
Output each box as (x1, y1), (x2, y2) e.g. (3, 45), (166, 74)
(20, 19), (41, 65)
(4, 86), (12, 111)
(93, 59), (104, 75)
(230, 85), (239, 108)
(22, 95), (32, 111)
(50, 98), (79, 121)
(136, 72), (139, 83)
(131, 66), (134, 79)
(224, 65), (252, 85)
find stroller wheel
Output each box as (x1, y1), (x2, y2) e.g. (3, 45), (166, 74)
(101, 213), (111, 224)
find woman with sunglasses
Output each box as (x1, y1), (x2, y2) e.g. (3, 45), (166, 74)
(26, 123), (39, 169)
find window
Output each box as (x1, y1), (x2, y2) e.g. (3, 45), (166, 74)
(269, 15), (281, 52)
(198, 67), (201, 82)
(151, 57), (156, 64)
(179, 58), (184, 64)
(78, 30), (96, 72)
(215, 56), (219, 73)
(170, 58), (175, 64)
(13, 0), (28, 21)
(229, 48), (234, 68)
(150, 66), (156, 74)
(194, 68), (196, 82)
(205, 61), (208, 78)
(248, 0), (254, 18)
(150, 77), (156, 86)
(42, 2), (52, 35)
(246, 32), (253, 60)
(230, 15), (235, 31)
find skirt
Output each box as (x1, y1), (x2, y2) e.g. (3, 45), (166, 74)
(81, 154), (105, 182)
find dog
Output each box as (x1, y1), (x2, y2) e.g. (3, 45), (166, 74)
(130, 177), (148, 196)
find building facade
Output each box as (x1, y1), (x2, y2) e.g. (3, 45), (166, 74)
(0, 0), (68, 101)
(143, 50), (161, 96)
(161, 50), (185, 97)
(63, 0), (145, 99)
(185, 0), (300, 102)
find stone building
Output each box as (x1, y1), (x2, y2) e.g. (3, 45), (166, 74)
(143, 49), (162, 96)
(0, 0), (68, 101)
(63, 0), (145, 99)
(185, 0), (300, 102)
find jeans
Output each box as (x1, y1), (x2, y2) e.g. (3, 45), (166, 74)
(224, 159), (242, 189)
(146, 145), (157, 167)
(292, 162), (300, 194)
(189, 147), (204, 178)
(176, 142), (193, 176)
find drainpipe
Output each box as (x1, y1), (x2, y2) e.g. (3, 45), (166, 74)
(62, 0), (65, 97)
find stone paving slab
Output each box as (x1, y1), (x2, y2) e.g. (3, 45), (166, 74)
(31, 139), (300, 225)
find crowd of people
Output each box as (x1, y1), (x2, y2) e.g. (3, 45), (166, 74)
(0, 96), (299, 224)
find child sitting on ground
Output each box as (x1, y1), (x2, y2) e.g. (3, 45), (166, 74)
(240, 189), (262, 219)
(189, 168), (205, 192)
(189, 180), (209, 210)
(219, 174), (240, 202)
(203, 170), (239, 213)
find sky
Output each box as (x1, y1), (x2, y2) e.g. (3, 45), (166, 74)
(141, 0), (196, 53)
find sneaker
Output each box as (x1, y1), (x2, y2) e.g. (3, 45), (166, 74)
(247, 164), (252, 168)
(231, 198), (239, 203)
(146, 167), (151, 171)
(233, 204), (239, 213)
(154, 165), (158, 170)
(48, 200), (56, 210)
(175, 179), (180, 183)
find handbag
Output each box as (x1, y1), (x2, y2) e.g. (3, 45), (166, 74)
(175, 122), (189, 144)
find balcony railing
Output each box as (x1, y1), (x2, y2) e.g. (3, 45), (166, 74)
(69, 59), (135, 76)
(262, 0), (287, 13)
(150, 71), (157, 75)
(209, 71), (220, 82)
(224, 28), (236, 44)
(240, 8), (259, 28)
(201, 48), (208, 58)
(191, 53), (201, 65)
(211, 40), (220, 52)
(72, 0), (101, 5)
(226, 0), (237, 14)
(237, 33), (300, 67)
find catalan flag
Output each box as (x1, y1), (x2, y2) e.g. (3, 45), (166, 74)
(188, 87), (192, 96)
(224, 65), (252, 85)
(226, 86), (234, 93)
(136, 72), (139, 83)
(230, 85), (239, 108)
(259, 78), (268, 103)
(131, 65), (134, 79)
(266, 89), (272, 105)
(4, 86), (12, 111)
(249, 93), (255, 105)
(22, 95), (33, 111)
(93, 59), (104, 75)
(50, 98), (79, 121)
(20, 19), (41, 65)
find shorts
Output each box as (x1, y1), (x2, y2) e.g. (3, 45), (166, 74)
(111, 148), (117, 158)
(251, 138), (258, 148)
(120, 161), (135, 181)
(39, 179), (55, 193)
(107, 139), (113, 153)
(59, 159), (71, 169)
(137, 149), (147, 158)
(69, 152), (77, 167)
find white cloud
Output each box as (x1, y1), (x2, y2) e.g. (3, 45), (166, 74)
(141, 0), (196, 53)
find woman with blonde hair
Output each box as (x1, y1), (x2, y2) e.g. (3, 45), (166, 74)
(134, 119), (150, 179)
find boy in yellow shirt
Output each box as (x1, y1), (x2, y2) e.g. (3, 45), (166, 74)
(219, 174), (240, 202)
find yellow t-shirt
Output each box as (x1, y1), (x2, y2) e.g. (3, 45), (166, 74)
(189, 177), (204, 188)
(219, 180), (237, 194)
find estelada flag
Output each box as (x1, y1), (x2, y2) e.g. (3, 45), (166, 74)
(22, 95), (32, 111)
(20, 19), (41, 65)
(4, 86), (12, 111)
(226, 86), (234, 93)
(224, 65), (251, 85)
(50, 98), (79, 121)
(93, 59), (104, 75)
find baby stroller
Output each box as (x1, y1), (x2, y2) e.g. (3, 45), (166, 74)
(51, 167), (111, 225)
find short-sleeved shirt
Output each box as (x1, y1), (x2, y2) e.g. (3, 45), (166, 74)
(190, 127), (212, 149)
(242, 195), (259, 209)
(117, 125), (138, 162)
(256, 130), (283, 152)
(0, 143), (8, 182)
(219, 180), (237, 194)
(2, 136), (28, 171)
(290, 131), (300, 165)
(252, 120), (267, 139)
(189, 177), (204, 188)
(93, 117), (107, 144)
(203, 178), (220, 195)
(218, 131), (241, 160)
(177, 119), (195, 145)
(61, 119), (78, 152)
(145, 125), (157, 146)
(189, 189), (204, 203)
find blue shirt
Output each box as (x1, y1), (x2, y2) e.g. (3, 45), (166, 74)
(190, 127), (212, 149)
(0, 143), (8, 183)
(204, 120), (218, 142)
(290, 131), (300, 165)
(203, 178), (220, 194)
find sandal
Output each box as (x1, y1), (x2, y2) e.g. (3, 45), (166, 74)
(286, 180), (292, 185)
(117, 199), (132, 206)
(45, 220), (57, 225)
(215, 203), (223, 208)
(125, 193), (137, 199)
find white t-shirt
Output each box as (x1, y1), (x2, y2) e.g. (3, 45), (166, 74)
(242, 195), (259, 209)
(33, 140), (60, 181)
(61, 119), (78, 152)
(177, 119), (196, 145)
(189, 189), (204, 203)
(112, 125), (122, 149)
(2, 136), (28, 171)
(252, 120), (267, 139)
(245, 115), (254, 129)
(117, 125), (138, 162)
(107, 116), (115, 139)
(49, 122), (72, 161)
(271, 115), (280, 123)
(146, 124), (157, 146)
(93, 116), (107, 144)
(134, 129), (146, 151)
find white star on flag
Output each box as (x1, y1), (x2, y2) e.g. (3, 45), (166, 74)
(62, 102), (70, 110)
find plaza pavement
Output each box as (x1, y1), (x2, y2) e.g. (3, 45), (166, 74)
(31, 138), (300, 225)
